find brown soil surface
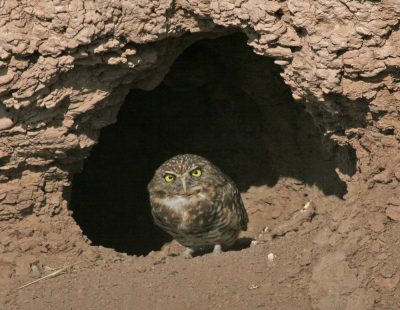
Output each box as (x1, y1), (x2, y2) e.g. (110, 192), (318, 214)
(1, 2), (400, 309)
(3, 180), (400, 309)
(2, 181), (323, 309)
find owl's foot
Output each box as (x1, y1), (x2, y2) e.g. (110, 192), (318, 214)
(213, 244), (223, 254)
(182, 248), (194, 259)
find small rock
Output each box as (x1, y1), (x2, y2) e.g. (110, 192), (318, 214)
(313, 227), (332, 245)
(380, 264), (396, 278)
(267, 253), (275, 261)
(299, 249), (312, 266)
(15, 255), (37, 276)
(386, 206), (400, 222)
(368, 213), (386, 232)
(248, 283), (260, 290)
(302, 201), (312, 212)
(30, 264), (41, 277)
(250, 240), (259, 247)
(274, 60), (289, 65)
(0, 237), (11, 246)
(135, 265), (147, 273)
(377, 253), (388, 260)
(387, 196), (400, 206)
(271, 209), (281, 219)
(0, 253), (17, 265)
(3, 191), (18, 204)
(374, 274), (400, 291)
(373, 170), (392, 184)
(112, 256), (123, 263)
(257, 233), (272, 242)
(0, 192), (7, 201)
(0, 117), (14, 131)
(19, 239), (40, 252)
(328, 233), (341, 246)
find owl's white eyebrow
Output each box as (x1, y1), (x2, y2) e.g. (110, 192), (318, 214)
(164, 171), (177, 175)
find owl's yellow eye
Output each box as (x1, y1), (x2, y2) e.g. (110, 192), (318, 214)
(191, 169), (202, 177)
(164, 174), (175, 182)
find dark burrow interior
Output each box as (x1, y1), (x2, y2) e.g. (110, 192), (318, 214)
(70, 33), (355, 255)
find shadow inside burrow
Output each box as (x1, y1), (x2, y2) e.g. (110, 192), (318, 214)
(230, 237), (253, 252)
(70, 33), (357, 256)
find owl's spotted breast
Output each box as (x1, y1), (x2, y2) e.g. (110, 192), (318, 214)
(151, 192), (215, 232)
(148, 154), (249, 257)
(157, 192), (208, 211)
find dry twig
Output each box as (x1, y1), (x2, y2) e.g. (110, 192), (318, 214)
(16, 262), (81, 290)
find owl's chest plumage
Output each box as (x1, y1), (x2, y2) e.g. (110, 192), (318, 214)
(151, 193), (215, 231)
(150, 189), (242, 248)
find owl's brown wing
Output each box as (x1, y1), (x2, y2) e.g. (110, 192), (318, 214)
(222, 182), (249, 231)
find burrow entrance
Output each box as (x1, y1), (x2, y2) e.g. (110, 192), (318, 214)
(70, 33), (354, 255)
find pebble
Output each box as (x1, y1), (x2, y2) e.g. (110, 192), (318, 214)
(271, 209), (281, 219)
(0, 117), (13, 131)
(250, 240), (259, 247)
(386, 206), (400, 222)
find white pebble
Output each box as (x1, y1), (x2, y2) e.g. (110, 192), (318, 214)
(267, 253), (275, 261)
(248, 284), (260, 290)
(301, 201), (312, 213)
(0, 117), (13, 130)
(250, 240), (259, 247)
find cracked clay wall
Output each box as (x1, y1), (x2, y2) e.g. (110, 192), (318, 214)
(0, 0), (400, 277)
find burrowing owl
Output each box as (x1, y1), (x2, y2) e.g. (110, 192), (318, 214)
(148, 154), (248, 258)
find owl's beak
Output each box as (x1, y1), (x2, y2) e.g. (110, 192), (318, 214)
(180, 177), (187, 194)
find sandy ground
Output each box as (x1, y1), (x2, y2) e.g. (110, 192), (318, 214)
(4, 177), (400, 309)
(2, 178), (318, 310)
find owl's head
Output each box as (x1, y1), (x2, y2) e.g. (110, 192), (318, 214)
(148, 154), (227, 197)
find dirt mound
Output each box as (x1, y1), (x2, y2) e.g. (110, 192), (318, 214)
(1, 0), (400, 308)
